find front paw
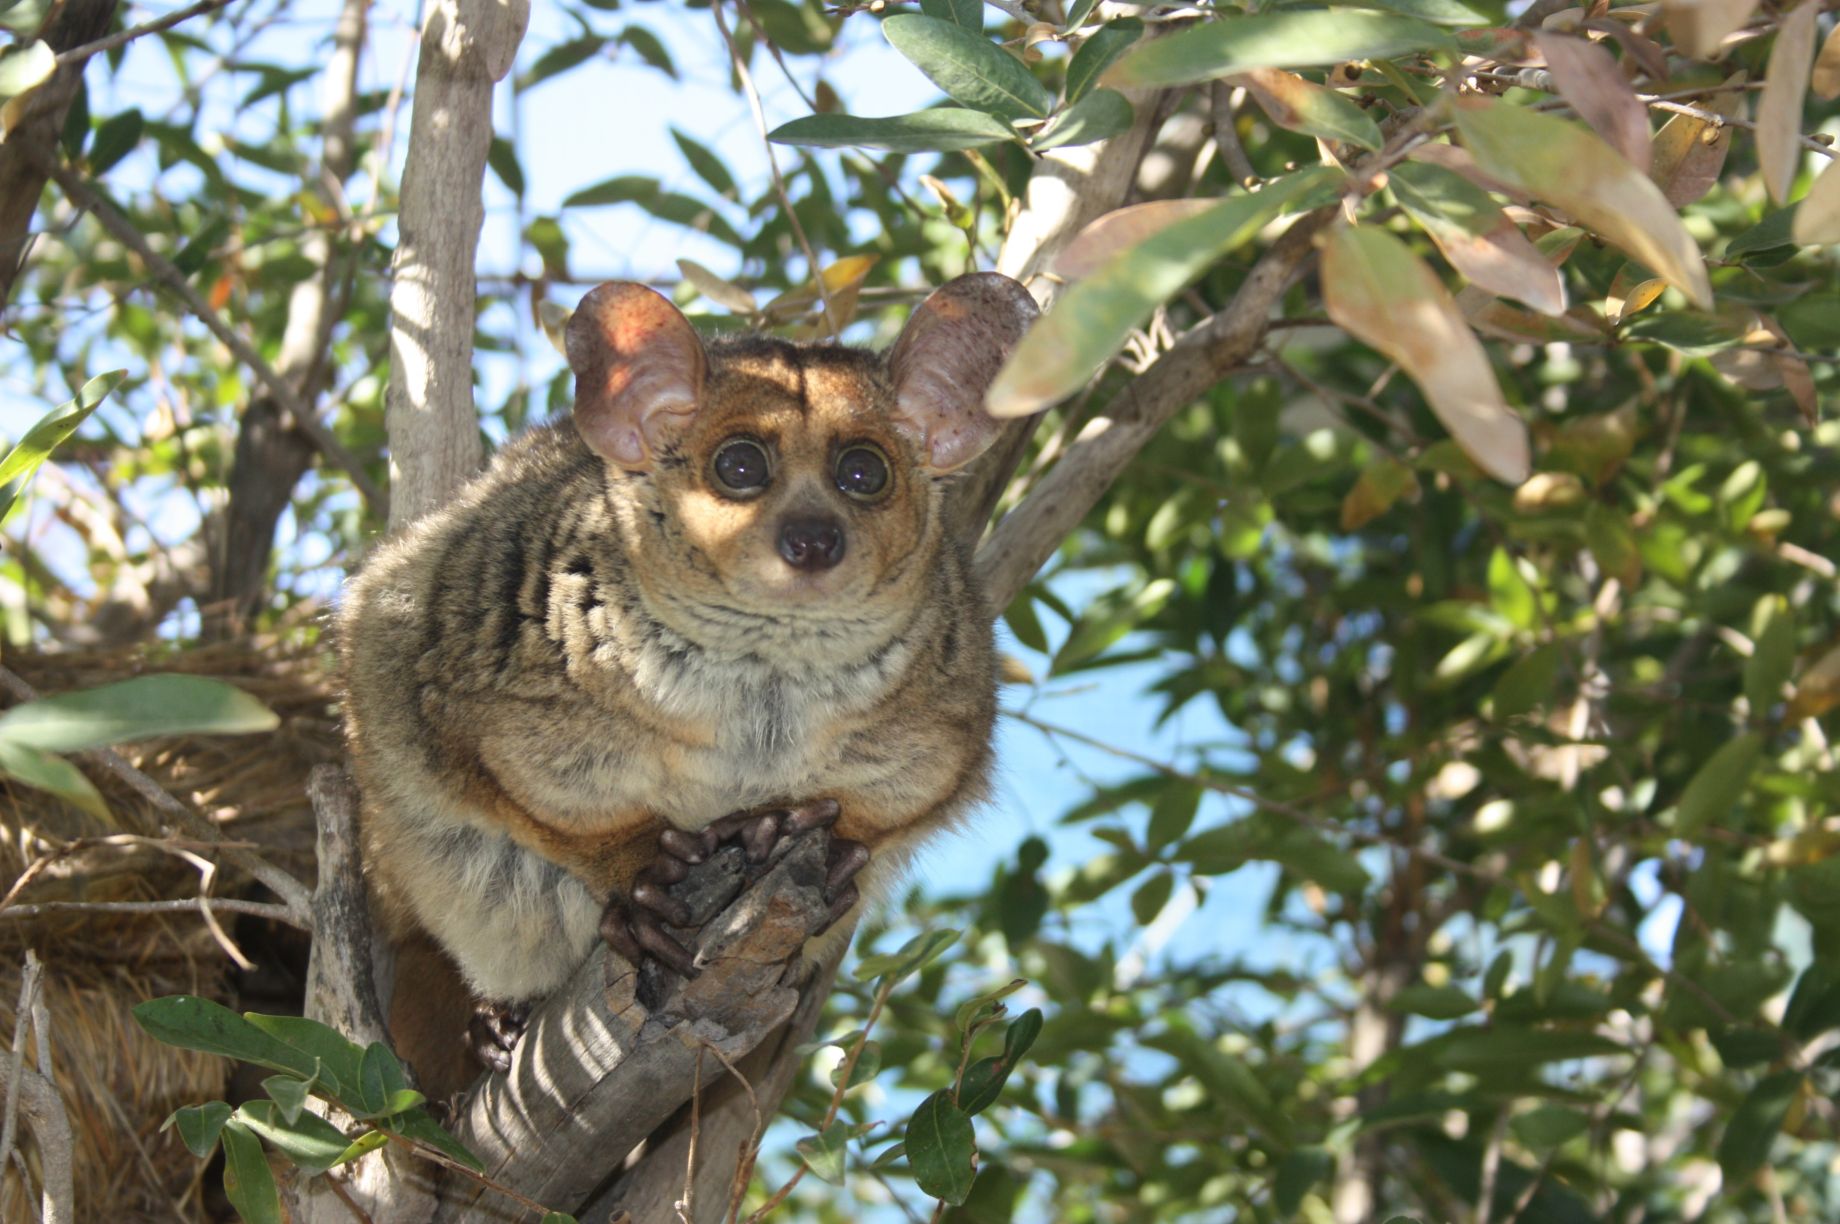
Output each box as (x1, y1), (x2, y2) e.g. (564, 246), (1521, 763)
(467, 998), (530, 1075)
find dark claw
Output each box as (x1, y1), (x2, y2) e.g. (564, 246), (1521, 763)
(825, 840), (871, 900)
(467, 999), (530, 1075)
(632, 878), (694, 928)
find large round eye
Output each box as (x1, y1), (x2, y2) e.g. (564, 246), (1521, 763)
(835, 444), (890, 501)
(711, 437), (771, 495)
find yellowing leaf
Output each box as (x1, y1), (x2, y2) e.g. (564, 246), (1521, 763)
(1341, 458), (1420, 529)
(1790, 144), (1840, 245)
(1662, 0), (1760, 60)
(1101, 11), (1454, 89)
(1534, 32), (1652, 172)
(1757, 3), (1818, 205)
(1390, 162), (1566, 315)
(1789, 641), (1840, 721)
(1451, 95), (1711, 309)
(1649, 77), (1743, 207)
(676, 258), (756, 314)
(1054, 200), (1218, 280)
(988, 166), (1341, 418)
(1814, 23), (1840, 98)
(1513, 471), (1586, 512)
(1321, 225), (1530, 484)
(1606, 266), (1668, 325)
(1230, 68), (1383, 152)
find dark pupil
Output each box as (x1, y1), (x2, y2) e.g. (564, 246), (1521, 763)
(715, 441), (768, 490)
(837, 448), (887, 496)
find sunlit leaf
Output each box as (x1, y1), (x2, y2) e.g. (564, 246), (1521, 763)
(1791, 155), (1840, 245)
(1030, 88), (1133, 150)
(1649, 76), (1742, 207)
(676, 259), (755, 313)
(1231, 68), (1382, 151)
(220, 1121), (283, 1224)
(0, 369), (126, 523)
(0, 738), (107, 818)
(1065, 17), (1142, 102)
(883, 14), (1054, 121)
(768, 108), (1016, 153)
(1533, 31), (1652, 172)
(1389, 161), (1565, 315)
(1815, 22), (1840, 98)
(1321, 224), (1530, 483)
(1451, 95), (1711, 308)
(1757, 2), (1817, 205)
(988, 166), (1340, 418)
(162, 1101), (233, 1159)
(906, 1090), (978, 1205)
(1675, 731), (1764, 835)
(0, 674), (279, 753)
(1662, 0), (1760, 60)
(0, 38), (52, 104)
(1103, 11), (1454, 89)
(234, 1101), (351, 1176)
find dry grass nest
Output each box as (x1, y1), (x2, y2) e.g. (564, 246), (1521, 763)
(1, 637), (338, 1221)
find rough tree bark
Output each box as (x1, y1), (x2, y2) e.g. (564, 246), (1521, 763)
(206, 0), (370, 635)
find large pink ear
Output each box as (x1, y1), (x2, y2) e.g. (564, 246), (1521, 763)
(887, 273), (1039, 474)
(566, 282), (707, 470)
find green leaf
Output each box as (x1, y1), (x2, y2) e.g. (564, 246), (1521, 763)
(89, 108), (144, 175)
(564, 174), (661, 208)
(1131, 871), (1175, 925)
(0, 38), (53, 101)
(1783, 964), (1840, 1040)
(1237, 67), (1382, 151)
(220, 1121), (283, 1224)
(906, 1090), (978, 1205)
(1432, 1027), (1626, 1072)
(383, 1109), (485, 1172)
(830, 1040), (880, 1090)
(0, 369), (125, 523)
(1103, 12), (1453, 89)
(619, 25), (675, 78)
(1389, 984), (1479, 1020)
(1273, 1146), (1334, 1215)
(919, 0), (981, 30)
(1511, 1106), (1588, 1151)
(0, 674), (279, 754)
(987, 165), (1340, 418)
(1146, 783), (1201, 851)
(234, 1101), (351, 1176)
(0, 737), (107, 818)
(1491, 643), (1562, 721)
(1717, 1072), (1800, 1186)
(954, 978), (1027, 1033)
(1031, 88), (1133, 151)
(487, 136), (524, 196)
(1674, 732), (1764, 836)
(1622, 311), (1745, 357)
(796, 1122), (853, 1185)
(355, 1041), (412, 1118)
(672, 128), (737, 197)
(854, 928), (961, 983)
(163, 1100), (233, 1158)
(1144, 1028), (1292, 1144)
(1065, 18), (1142, 102)
(521, 36), (606, 90)
(1004, 592), (1049, 654)
(1745, 596), (1794, 715)
(882, 15), (1054, 121)
(1359, 0), (1488, 25)
(173, 214), (229, 276)
(133, 997), (318, 1079)
(244, 1015), (365, 1100)
(768, 109), (1017, 153)
(261, 1074), (312, 1125)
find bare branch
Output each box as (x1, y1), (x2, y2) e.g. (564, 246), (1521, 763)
(54, 0), (236, 65)
(974, 207), (1332, 611)
(42, 164), (390, 519)
(0, 897), (298, 923)
(0, 956), (71, 1224)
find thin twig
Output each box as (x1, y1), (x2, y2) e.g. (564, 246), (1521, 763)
(0, 956), (39, 1185)
(56, 0), (238, 64)
(0, 897), (297, 922)
(43, 165), (389, 518)
(711, 0), (841, 340)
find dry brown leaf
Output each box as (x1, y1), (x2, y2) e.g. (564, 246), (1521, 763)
(1054, 200), (1218, 280)
(1535, 31), (1653, 171)
(1323, 225), (1531, 484)
(1462, 292), (1606, 344)
(1452, 95), (1712, 308)
(1585, 17), (1671, 81)
(1814, 23), (1840, 98)
(1760, 314), (1818, 424)
(1757, 2), (1818, 205)
(1662, 0), (1760, 60)
(1789, 641), (1840, 721)
(1649, 76), (1743, 207)
(1790, 153), (1840, 246)
(1709, 322), (1786, 390)
(676, 258), (757, 314)
(1431, 222), (1568, 317)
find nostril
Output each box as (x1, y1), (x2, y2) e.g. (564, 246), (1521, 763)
(778, 518), (846, 571)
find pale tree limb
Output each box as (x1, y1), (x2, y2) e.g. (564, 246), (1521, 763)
(0, 954), (72, 1224)
(384, 0), (529, 529)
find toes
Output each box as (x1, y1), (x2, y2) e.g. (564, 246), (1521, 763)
(658, 828), (710, 864)
(642, 854), (690, 886)
(600, 901), (645, 965)
(742, 811), (781, 863)
(783, 798), (842, 836)
(632, 879), (693, 928)
(634, 919), (699, 978)
(825, 841), (871, 898)
(817, 882), (861, 935)
(468, 1000), (530, 1074)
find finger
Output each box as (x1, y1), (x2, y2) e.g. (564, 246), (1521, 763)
(634, 920), (700, 978)
(600, 903), (645, 965)
(783, 798), (841, 835)
(825, 841), (871, 898)
(743, 811), (782, 862)
(632, 880), (694, 927)
(641, 855), (690, 886)
(817, 882), (861, 935)
(658, 828), (709, 864)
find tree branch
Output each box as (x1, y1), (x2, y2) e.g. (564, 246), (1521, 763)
(53, 0), (235, 65)
(383, 0), (528, 529)
(974, 206), (1333, 612)
(42, 163), (390, 520)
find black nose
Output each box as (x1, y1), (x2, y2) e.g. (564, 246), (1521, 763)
(778, 517), (845, 571)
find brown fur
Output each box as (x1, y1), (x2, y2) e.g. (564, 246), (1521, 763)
(337, 276), (1037, 1096)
